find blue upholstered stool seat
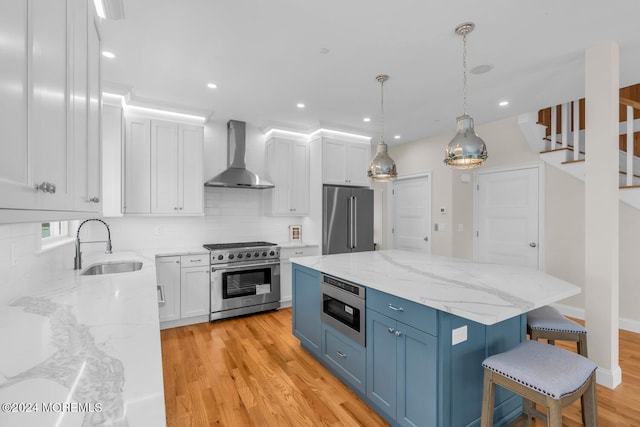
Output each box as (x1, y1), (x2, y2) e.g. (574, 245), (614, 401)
(528, 305), (586, 334)
(482, 340), (597, 399)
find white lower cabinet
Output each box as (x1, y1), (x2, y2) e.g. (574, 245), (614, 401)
(180, 265), (210, 318)
(156, 256), (181, 323)
(156, 254), (210, 328)
(280, 245), (318, 305)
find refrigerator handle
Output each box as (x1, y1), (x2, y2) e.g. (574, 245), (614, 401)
(352, 196), (357, 249)
(346, 196), (352, 249)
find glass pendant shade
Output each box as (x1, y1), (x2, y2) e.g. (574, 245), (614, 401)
(368, 140), (397, 181)
(444, 114), (487, 169)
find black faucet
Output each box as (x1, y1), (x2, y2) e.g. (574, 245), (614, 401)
(74, 219), (112, 270)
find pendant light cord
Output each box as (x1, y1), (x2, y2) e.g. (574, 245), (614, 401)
(462, 32), (468, 115)
(380, 78), (385, 143)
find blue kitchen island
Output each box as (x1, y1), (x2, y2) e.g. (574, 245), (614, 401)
(291, 250), (581, 427)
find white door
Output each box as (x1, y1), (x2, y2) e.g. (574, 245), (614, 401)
(180, 266), (210, 318)
(178, 124), (204, 214)
(392, 175), (432, 251)
(476, 167), (540, 269)
(151, 120), (179, 213)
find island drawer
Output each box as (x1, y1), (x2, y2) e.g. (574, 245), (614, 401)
(281, 245), (318, 260)
(322, 324), (366, 393)
(367, 288), (438, 336)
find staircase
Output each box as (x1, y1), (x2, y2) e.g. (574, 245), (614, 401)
(518, 83), (640, 209)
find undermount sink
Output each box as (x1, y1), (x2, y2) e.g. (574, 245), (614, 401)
(81, 261), (143, 276)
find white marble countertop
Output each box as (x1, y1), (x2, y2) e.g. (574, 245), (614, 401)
(0, 250), (165, 427)
(293, 249), (581, 325)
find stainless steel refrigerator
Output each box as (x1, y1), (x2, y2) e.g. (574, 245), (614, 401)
(323, 185), (374, 255)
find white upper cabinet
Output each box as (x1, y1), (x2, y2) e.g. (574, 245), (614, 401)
(151, 120), (180, 213)
(124, 116), (203, 215)
(264, 134), (310, 215)
(322, 137), (371, 187)
(124, 116), (152, 213)
(73, 1), (102, 212)
(0, 0), (102, 220)
(178, 124), (204, 214)
(31, 0), (74, 210)
(0, 1), (31, 209)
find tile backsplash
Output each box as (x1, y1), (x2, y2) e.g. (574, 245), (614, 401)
(0, 187), (315, 304)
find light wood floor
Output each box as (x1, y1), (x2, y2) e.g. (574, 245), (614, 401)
(161, 309), (640, 427)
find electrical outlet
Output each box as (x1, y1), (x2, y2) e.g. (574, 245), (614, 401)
(452, 325), (468, 345)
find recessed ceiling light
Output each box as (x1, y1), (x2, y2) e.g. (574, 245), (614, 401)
(101, 51), (115, 59)
(319, 48), (330, 55)
(296, 103), (305, 109)
(207, 83), (217, 89)
(499, 100), (509, 107)
(394, 135), (401, 139)
(471, 64), (493, 75)
(363, 117), (371, 122)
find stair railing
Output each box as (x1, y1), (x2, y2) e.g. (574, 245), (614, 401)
(620, 98), (638, 187)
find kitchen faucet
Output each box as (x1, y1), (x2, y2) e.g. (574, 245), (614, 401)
(74, 219), (112, 270)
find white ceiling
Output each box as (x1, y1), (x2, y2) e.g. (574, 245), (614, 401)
(99, 0), (640, 144)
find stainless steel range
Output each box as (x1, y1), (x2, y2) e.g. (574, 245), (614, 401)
(204, 241), (281, 321)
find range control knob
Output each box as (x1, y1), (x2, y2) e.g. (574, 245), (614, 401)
(254, 252), (259, 258)
(246, 253), (251, 258)
(262, 251), (267, 257)
(217, 255), (224, 261)
(269, 250), (275, 256)
(237, 253), (243, 259)
(228, 254), (235, 260)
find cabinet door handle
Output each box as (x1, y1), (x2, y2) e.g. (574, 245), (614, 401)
(388, 327), (395, 334)
(395, 330), (402, 337)
(157, 285), (165, 303)
(190, 259), (202, 263)
(388, 304), (405, 312)
(34, 181), (57, 193)
(336, 351), (347, 359)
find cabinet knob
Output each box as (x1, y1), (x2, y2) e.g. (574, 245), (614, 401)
(395, 330), (402, 337)
(34, 181), (56, 194)
(388, 327), (395, 334)
(530, 242), (537, 248)
(88, 197), (100, 203)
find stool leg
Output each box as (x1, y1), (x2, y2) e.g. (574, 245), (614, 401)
(547, 400), (563, 427)
(582, 375), (598, 427)
(578, 333), (588, 357)
(481, 370), (496, 427)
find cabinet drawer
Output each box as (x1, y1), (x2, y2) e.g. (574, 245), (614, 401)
(367, 288), (438, 336)
(322, 324), (366, 393)
(281, 245), (318, 260)
(181, 254), (209, 267)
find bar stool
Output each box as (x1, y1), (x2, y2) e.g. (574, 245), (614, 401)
(528, 305), (588, 357)
(480, 340), (598, 427)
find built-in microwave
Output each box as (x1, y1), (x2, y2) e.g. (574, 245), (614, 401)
(320, 274), (366, 346)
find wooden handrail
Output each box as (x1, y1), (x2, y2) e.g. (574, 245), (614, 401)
(620, 97), (640, 110)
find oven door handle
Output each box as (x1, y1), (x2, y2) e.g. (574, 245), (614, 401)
(211, 261), (279, 272)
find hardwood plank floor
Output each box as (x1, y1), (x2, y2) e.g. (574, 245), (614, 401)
(161, 309), (640, 427)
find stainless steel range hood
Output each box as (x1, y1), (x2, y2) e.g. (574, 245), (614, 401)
(205, 120), (274, 189)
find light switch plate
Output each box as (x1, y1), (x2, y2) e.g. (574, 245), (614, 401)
(452, 325), (468, 345)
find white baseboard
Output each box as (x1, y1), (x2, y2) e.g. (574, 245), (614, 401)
(552, 303), (640, 334)
(596, 366), (623, 389)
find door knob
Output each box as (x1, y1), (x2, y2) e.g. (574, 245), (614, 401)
(530, 242), (537, 248)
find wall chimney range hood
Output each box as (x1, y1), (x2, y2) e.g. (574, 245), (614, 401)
(205, 120), (274, 189)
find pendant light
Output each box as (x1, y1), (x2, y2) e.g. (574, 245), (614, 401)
(444, 22), (488, 169)
(368, 74), (398, 181)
